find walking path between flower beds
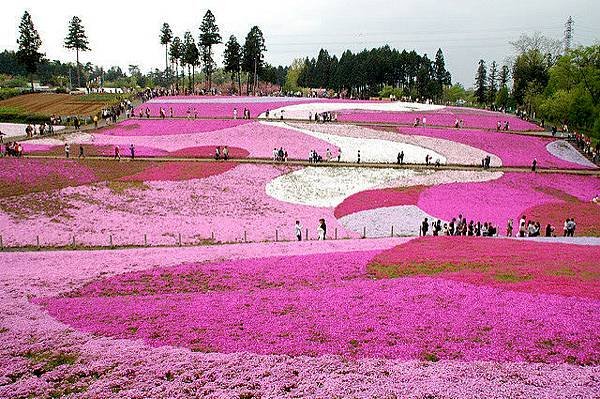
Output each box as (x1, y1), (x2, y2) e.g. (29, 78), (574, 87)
(22, 154), (600, 176)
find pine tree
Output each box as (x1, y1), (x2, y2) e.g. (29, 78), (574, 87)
(433, 48), (451, 100)
(242, 26), (266, 94)
(64, 16), (90, 88)
(475, 59), (487, 104)
(183, 32), (199, 91)
(159, 23), (173, 72)
(223, 35), (242, 94)
(199, 10), (221, 90)
(169, 36), (183, 89)
(17, 11), (44, 92)
(488, 61), (498, 104)
(499, 65), (510, 88)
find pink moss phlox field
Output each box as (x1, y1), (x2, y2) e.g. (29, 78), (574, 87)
(417, 173), (600, 233)
(99, 119), (253, 136)
(0, 158), (97, 186)
(91, 121), (336, 160)
(40, 247), (600, 364)
(338, 108), (543, 131)
(334, 186), (426, 218)
(372, 236), (600, 299)
(1, 239), (599, 398)
(396, 127), (594, 169)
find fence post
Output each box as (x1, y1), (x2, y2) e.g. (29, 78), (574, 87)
(0, 235), (3, 251)
(244, 230), (247, 243)
(335, 228), (338, 240)
(305, 228), (309, 241)
(36, 235), (40, 249)
(419, 226), (422, 236)
(178, 233), (182, 246)
(275, 229), (278, 242)
(72, 235), (76, 247)
(363, 226), (366, 238)
(144, 234), (147, 247)
(109, 234), (113, 248)
(391, 225), (394, 237)
(211, 232), (214, 241)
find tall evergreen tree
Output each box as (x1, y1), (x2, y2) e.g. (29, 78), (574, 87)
(199, 10), (221, 90)
(488, 61), (498, 104)
(499, 65), (510, 88)
(64, 16), (90, 88)
(223, 35), (242, 94)
(159, 23), (173, 72)
(242, 26), (266, 94)
(433, 48), (451, 100)
(17, 11), (44, 92)
(183, 32), (199, 91)
(475, 59), (488, 104)
(169, 36), (183, 89)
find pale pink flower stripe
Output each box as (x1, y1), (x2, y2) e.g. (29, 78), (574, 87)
(417, 173), (600, 232)
(397, 127), (595, 169)
(90, 121), (337, 160)
(1, 239), (598, 398)
(339, 109), (543, 131)
(0, 164), (357, 246)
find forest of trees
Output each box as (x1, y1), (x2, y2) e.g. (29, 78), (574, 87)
(293, 47), (451, 100)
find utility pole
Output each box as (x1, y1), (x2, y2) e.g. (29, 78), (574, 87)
(564, 16), (574, 53)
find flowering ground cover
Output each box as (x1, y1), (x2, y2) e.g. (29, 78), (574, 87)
(338, 107), (543, 131)
(396, 126), (596, 169)
(286, 122), (502, 166)
(0, 122), (65, 139)
(546, 140), (597, 168)
(370, 236), (600, 299)
(98, 118), (252, 136)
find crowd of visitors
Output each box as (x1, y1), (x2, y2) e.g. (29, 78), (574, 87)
(572, 131), (600, 164)
(2, 142), (23, 157)
(214, 146), (229, 160)
(273, 147), (288, 162)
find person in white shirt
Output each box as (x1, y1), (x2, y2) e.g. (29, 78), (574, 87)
(295, 220), (303, 241)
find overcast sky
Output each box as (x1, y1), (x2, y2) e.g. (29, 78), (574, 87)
(1, 0), (598, 86)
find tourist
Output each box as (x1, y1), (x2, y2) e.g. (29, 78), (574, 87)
(519, 216), (527, 237)
(337, 148), (342, 162)
(169, 107), (174, 118)
(215, 147), (221, 160)
(265, 109), (270, 119)
(422, 116), (427, 127)
(357, 150), (361, 164)
(114, 145), (121, 161)
(130, 144), (135, 160)
(78, 144), (84, 159)
(566, 218), (576, 237)
(223, 146), (229, 160)
(93, 115), (99, 128)
(233, 108), (238, 120)
(160, 107), (166, 119)
(531, 158), (537, 172)
(421, 218), (429, 236)
(506, 219), (513, 237)
(274, 148), (279, 161)
(318, 219), (327, 240)
(64, 143), (70, 158)
(425, 154), (431, 165)
(326, 148), (332, 162)
(295, 220), (303, 241)
(145, 107), (150, 118)
(545, 224), (555, 237)
(397, 151), (404, 165)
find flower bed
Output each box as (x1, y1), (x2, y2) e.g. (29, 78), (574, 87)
(99, 119), (252, 136)
(396, 127), (595, 169)
(338, 109), (542, 131)
(370, 236), (600, 299)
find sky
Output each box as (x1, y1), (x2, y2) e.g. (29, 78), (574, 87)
(0, 0), (598, 87)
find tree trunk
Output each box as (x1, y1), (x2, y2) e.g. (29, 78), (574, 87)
(238, 71), (242, 96)
(165, 45), (169, 72)
(76, 49), (81, 88)
(192, 65), (195, 92)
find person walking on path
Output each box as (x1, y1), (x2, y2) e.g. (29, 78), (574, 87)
(397, 151), (404, 165)
(114, 145), (121, 161)
(531, 158), (537, 172)
(78, 144), (84, 159)
(130, 144), (135, 160)
(421, 218), (429, 236)
(295, 220), (303, 241)
(357, 150), (361, 164)
(223, 146), (229, 160)
(318, 219), (327, 240)
(64, 143), (70, 159)
(506, 219), (513, 237)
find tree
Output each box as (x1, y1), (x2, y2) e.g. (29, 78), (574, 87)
(169, 36), (183, 89)
(283, 58), (304, 93)
(433, 48), (451, 100)
(242, 26), (266, 94)
(474, 59), (487, 104)
(199, 10), (221, 90)
(17, 11), (44, 91)
(499, 65), (510, 88)
(159, 23), (173, 72)
(223, 35), (242, 94)
(183, 32), (199, 91)
(64, 16), (90, 88)
(488, 61), (498, 104)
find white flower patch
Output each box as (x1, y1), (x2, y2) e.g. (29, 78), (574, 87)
(26, 131), (95, 146)
(546, 140), (597, 168)
(0, 122), (65, 139)
(263, 121), (445, 164)
(339, 205), (440, 237)
(266, 167), (423, 208)
(259, 101), (444, 119)
(267, 167), (503, 208)
(287, 122), (502, 167)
